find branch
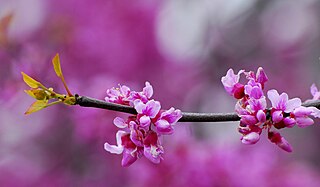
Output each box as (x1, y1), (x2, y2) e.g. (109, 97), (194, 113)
(75, 95), (320, 123)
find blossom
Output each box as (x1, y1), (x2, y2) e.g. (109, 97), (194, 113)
(268, 131), (292, 152)
(104, 82), (182, 166)
(154, 107), (182, 135)
(134, 99), (161, 128)
(221, 69), (245, 99)
(292, 106), (317, 128)
(245, 67), (268, 88)
(241, 132), (260, 145)
(267, 89), (301, 113)
(105, 81), (154, 106)
(222, 67), (320, 152)
(310, 83), (320, 100)
(105, 85), (131, 105)
(143, 131), (164, 164)
(267, 89), (301, 127)
(128, 81), (153, 104)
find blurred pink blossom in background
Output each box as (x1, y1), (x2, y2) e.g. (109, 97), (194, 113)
(1, 0), (320, 186)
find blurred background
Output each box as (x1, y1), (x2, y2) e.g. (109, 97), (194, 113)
(1, 0), (320, 186)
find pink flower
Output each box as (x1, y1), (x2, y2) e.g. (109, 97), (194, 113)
(104, 82), (182, 166)
(105, 85), (131, 105)
(154, 107), (182, 135)
(143, 131), (163, 164)
(221, 69), (245, 99)
(241, 132), (260, 145)
(267, 89), (301, 126)
(128, 81), (153, 104)
(245, 67), (268, 88)
(244, 84), (264, 99)
(104, 130), (126, 154)
(310, 83), (320, 100)
(267, 89), (302, 113)
(222, 67), (320, 153)
(292, 106), (317, 127)
(268, 131), (292, 152)
(239, 124), (262, 145)
(104, 131), (144, 167)
(134, 99), (161, 129)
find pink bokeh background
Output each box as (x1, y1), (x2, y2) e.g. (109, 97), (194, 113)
(1, 0), (320, 186)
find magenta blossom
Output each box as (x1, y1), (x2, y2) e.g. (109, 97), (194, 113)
(105, 81), (153, 106)
(222, 67), (320, 152)
(310, 83), (320, 100)
(221, 69), (245, 99)
(245, 67), (268, 89)
(268, 131), (292, 152)
(105, 85), (131, 105)
(267, 89), (301, 126)
(104, 82), (181, 166)
(128, 81), (153, 104)
(154, 107), (182, 135)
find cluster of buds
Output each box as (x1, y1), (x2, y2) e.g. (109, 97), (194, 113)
(104, 82), (182, 166)
(222, 67), (320, 152)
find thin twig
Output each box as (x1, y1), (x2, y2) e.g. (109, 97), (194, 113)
(75, 95), (320, 123)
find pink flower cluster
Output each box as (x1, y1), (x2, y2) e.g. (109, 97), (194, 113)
(222, 68), (320, 152)
(104, 82), (182, 166)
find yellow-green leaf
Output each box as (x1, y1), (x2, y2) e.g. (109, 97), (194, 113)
(24, 100), (48, 115)
(52, 53), (62, 77)
(24, 89), (47, 100)
(21, 72), (40, 88)
(24, 90), (36, 99)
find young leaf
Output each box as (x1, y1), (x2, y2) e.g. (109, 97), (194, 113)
(21, 72), (40, 88)
(24, 90), (37, 99)
(52, 53), (62, 77)
(24, 89), (47, 100)
(24, 100), (48, 115)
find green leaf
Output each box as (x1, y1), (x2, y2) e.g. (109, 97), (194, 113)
(21, 72), (40, 88)
(52, 53), (62, 77)
(24, 100), (48, 115)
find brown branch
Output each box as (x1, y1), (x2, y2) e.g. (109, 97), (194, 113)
(75, 95), (320, 123)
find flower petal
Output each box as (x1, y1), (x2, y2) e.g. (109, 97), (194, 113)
(293, 106), (312, 117)
(221, 69), (244, 95)
(121, 149), (138, 167)
(160, 108), (182, 124)
(310, 83), (318, 96)
(278, 93), (289, 111)
(283, 117), (296, 128)
(113, 117), (127, 128)
(256, 110), (266, 123)
(267, 89), (280, 108)
(296, 117), (314, 128)
(104, 131), (127, 154)
(256, 67), (268, 85)
(241, 132), (260, 145)
(144, 145), (163, 164)
(272, 110), (283, 123)
(285, 98), (301, 113)
(139, 115), (151, 128)
(133, 100), (145, 114)
(155, 119), (174, 135)
(277, 137), (293, 153)
(143, 81), (153, 99)
(241, 115), (258, 126)
(144, 100), (161, 118)
(309, 107), (320, 118)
